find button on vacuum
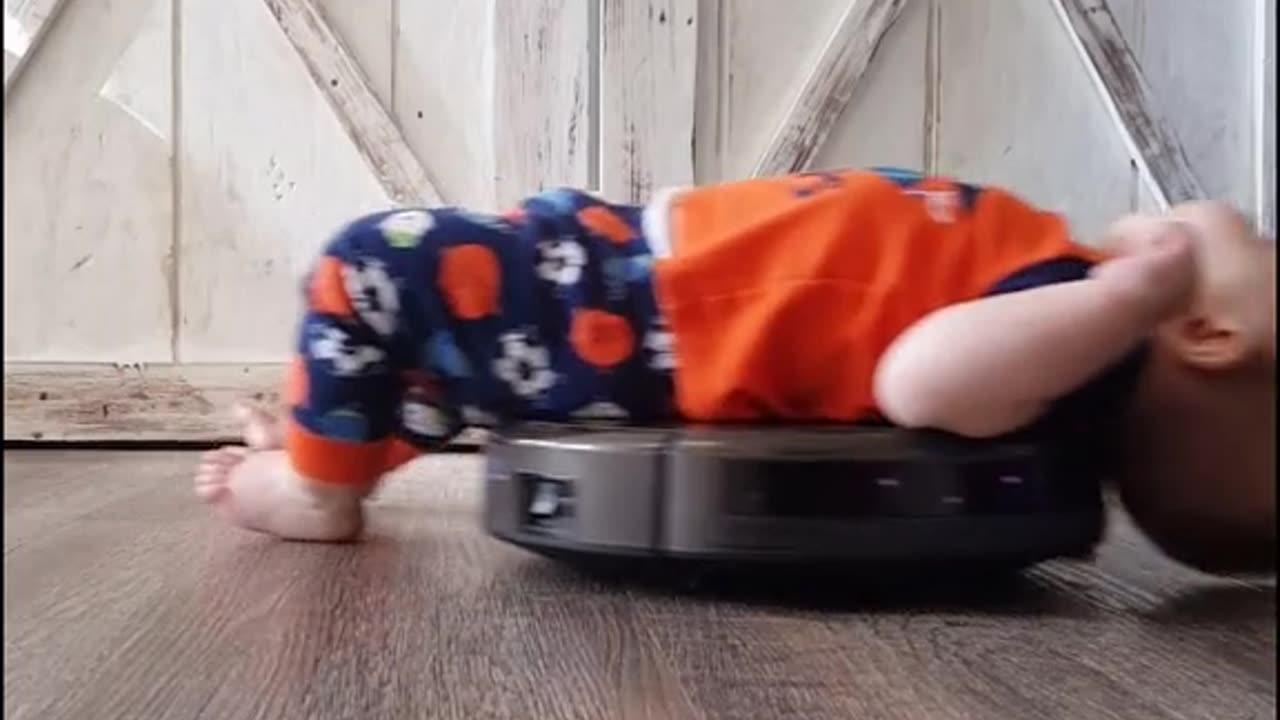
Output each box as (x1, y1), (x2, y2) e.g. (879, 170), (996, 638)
(528, 481), (561, 518)
(519, 474), (576, 532)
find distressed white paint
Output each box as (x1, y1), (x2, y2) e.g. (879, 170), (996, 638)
(3, 0), (173, 362)
(315, 0), (393, 112)
(394, 0), (495, 207)
(1110, 0), (1255, 214)
(3, 363), (282, 441)
(491, 0), (592, 208)
(599, 0), (697, 202)
(1054, 0), (1203, 214)
(178, 0), (390, 362)
(701, 0), (848, 181)
(3, 361), (486, 444)
(264, 0), (440, 206)
(812, 0), (929, 172)
(5, 0), (1271, 440)
(752, 0), (909, 177)
(936, 0), (1135, 243)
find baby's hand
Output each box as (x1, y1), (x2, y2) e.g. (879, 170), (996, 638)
(1090, 216), (1198, 324)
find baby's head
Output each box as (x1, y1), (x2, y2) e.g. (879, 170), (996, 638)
(1105, 201), (1275, 574)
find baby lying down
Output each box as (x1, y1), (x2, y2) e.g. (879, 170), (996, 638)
(195, 168), (1276, 575)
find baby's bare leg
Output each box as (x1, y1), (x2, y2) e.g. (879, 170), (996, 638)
(195, 358), (407, 540)
(196, 223), (414, 540)
(875, 228), (1196, 437)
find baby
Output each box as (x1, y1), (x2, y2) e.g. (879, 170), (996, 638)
(195, 168), (1276, 574)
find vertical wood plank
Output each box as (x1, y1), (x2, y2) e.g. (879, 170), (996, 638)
(491, 0), (592, 208)
(936, 0), (1135, 243)
(599, 0), (698, 202)
(691, 0), (723, 183)
(3, 0), (174, 362)
(813, 0), (928, 173)
(393, 0), (495, 207)
(1258, 0), (1276, 236)
(922, 0), (942, 173)
(178, 0), (390, 362)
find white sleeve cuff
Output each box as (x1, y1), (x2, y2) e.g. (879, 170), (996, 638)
(641, 186), (689, 259)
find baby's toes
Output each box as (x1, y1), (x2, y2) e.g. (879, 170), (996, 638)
(235, 403), (284, 450)
(194, 482), (228, 502)
(194, 447), (248, 502)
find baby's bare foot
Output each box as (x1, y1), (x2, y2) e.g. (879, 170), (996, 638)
(234, 402), (285, 450)
(195, 448), (364, 541)
(195, 403), (362, 541)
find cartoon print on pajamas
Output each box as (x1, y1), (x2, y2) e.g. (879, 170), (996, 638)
(537, 237), (588, 287)
(378, 209), (434, 248)
(308, 325), (384, 377)
(493, 330), (557, 400)
(283, 191), (674, 485)
(342, 258), (400, 337)
(643, 317), (676, 372)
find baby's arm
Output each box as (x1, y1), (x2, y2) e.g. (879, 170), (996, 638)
(874, 227), (1196, 437)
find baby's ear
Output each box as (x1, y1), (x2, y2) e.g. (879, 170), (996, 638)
(1161, 311), (1252, 371)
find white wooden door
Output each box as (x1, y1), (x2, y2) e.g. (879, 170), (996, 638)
(4, 0), (1274, 441)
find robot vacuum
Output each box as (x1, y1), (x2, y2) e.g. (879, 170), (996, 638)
(483, 423), (1105, 574)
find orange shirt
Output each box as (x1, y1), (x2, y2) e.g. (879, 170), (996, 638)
(652, 169), (1106, 422)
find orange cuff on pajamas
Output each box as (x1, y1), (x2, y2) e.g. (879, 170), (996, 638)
(652, 171), (1108, 422)
(284, 418), (392, 487)
(379, 437), (424, 475)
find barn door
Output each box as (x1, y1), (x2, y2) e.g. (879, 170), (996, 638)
(4, 0), (1273, 442)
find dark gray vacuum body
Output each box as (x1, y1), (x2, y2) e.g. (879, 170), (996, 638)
(483, 424), (1105, 571)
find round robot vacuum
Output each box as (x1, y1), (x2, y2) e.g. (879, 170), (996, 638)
(482, 423), (1105, 574)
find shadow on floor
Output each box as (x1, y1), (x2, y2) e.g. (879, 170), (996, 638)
(1145, 583), (1277, 627)
(503, 553), (1100, 618)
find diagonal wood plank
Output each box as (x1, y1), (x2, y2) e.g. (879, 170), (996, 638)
(1052, 0), (1203, 211)
(2, 0), (70, 98)
(752, 0), (910, 177)
(262, 0), (442, 206)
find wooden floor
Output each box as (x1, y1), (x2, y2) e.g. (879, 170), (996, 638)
(3, 450), (1274, 720)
